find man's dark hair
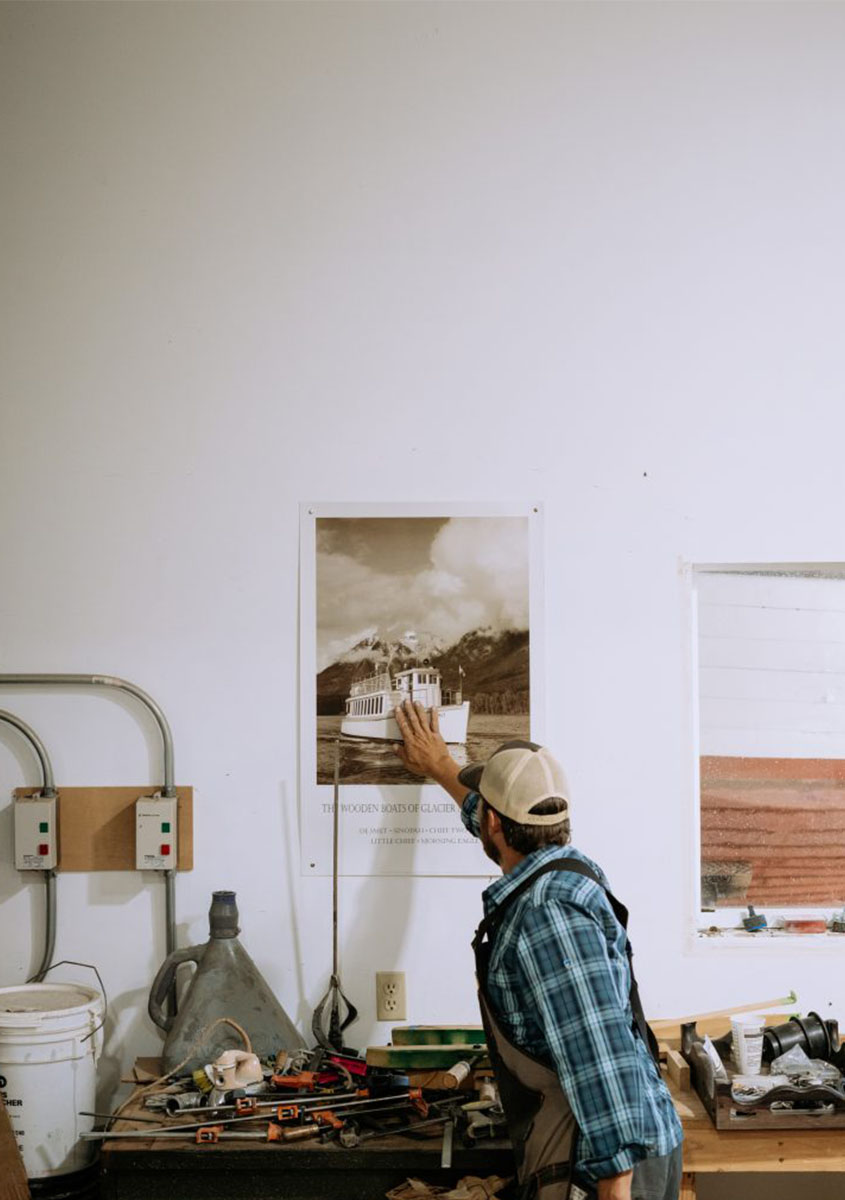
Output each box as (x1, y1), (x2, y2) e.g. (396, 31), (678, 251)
(498, 797), (571, 853)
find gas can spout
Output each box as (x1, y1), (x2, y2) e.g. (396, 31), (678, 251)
(209, 891), (240, 938)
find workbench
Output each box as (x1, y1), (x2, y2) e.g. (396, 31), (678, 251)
(99, 1115), (513, 1199)
(98, 1063), (845, 1199)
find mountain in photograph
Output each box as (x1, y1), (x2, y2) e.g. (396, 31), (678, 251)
(316, 627), (529, 716)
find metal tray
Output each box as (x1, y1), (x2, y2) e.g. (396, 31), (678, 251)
(680, 1022), (845, 1130)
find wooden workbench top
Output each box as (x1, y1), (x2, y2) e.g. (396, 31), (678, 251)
(102, 1059), (845, 1175)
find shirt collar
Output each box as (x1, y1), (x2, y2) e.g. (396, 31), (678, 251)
(481, 844), (580, 916)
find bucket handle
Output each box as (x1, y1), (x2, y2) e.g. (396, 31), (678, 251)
(148, 944), (206, 1032)
(28, 960), (107, 1048)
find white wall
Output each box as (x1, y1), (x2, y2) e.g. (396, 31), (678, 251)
(3, 4), (845, 1192)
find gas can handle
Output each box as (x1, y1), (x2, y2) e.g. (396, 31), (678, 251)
(148, 944), (205, 1031)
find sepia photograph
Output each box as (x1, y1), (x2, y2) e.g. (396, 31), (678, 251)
(316, 515), (531, 783)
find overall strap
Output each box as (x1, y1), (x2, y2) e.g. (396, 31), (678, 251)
(473, 858), (586, 950)
(474, 857), (660, 1066)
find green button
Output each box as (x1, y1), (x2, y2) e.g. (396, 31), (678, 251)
(39, 822), (49, 833)
(161, 821), (171, 833)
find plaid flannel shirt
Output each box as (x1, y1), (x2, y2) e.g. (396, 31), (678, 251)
(462, 792), (682, 1184)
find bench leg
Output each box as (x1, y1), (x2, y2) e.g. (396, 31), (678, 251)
(680, 1172), (696, 1199)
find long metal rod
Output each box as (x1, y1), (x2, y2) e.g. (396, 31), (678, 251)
(81, 1096), (420, 1140)
(174, 1088), (358, 1117)
(0, 709), (56, 794)
(332, 739), (340, 976)
(0, 674), (175, 795)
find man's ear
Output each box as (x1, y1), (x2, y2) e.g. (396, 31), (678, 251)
(486, 806), (502, 836)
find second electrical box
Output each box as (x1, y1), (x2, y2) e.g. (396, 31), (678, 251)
(135, 795), (178, 870)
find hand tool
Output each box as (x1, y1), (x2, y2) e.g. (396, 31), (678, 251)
(465, 1110), (508, 1140)
(81, 1090), (431, 1139)
(440, 1113), (454, 1168)
(443, 1053), (481, 1088)
(742, 905), (767, 932)
(327, 1052), (367, 1078)
(195, 1124), (285, 1143)
(312, 739), (358, 1052)
(281, 1124), (337, 1143)
(167, 1083), (358, 1116)
(338, 1115), (451, 1148)
(270, 1071), (321, 1091)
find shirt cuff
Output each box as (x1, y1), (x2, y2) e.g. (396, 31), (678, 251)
(581, 1144), (648, 1181)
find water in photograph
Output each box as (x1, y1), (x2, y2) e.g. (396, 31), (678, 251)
(316, 712), (531, 785)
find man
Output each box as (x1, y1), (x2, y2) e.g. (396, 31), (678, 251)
(394, 701), (683, 1200)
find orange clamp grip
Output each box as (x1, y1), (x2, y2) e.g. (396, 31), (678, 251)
(195, 1125), (223, 1144)
(275, 1105), (300, 1122)
(313, 1109), (343, 1130)
(266, 1124), (284, 1142)
(272, 1071), (317, 1091)
(235, 1097), (258, 1115)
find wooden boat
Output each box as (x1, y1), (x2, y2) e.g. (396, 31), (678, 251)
(341, 663), (469, 743)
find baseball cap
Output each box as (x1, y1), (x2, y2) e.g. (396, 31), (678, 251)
(457, 740), (570, 826)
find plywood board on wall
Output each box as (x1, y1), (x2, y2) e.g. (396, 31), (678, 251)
(13, 786), (193, 871)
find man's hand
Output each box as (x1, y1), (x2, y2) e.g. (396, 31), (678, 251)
(596, 1170), (633, 1200)
(394, 702), (469, 805)
(394, 701), (451, 777)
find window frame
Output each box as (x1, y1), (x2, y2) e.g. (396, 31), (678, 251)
(688, 561), (845, 945)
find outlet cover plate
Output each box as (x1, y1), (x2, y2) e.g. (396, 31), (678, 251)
(376, 971), (407, 1021)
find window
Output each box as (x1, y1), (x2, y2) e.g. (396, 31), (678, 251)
(694, 565), (845, 929)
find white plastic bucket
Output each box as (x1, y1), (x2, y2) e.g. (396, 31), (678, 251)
(0, 982), (104, 1179)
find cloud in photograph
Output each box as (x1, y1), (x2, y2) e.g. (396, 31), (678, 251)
(317, 516), (528, 669)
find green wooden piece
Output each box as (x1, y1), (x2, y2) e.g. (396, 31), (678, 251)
(366, 1043), (489, 1069)
(390, 1025), (486, 1047)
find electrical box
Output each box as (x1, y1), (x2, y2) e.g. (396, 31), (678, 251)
(15, 794), (58, 870)
(135, 795), (178, 870)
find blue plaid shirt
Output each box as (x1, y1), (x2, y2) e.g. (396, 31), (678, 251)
(462, 793), (682, 1184)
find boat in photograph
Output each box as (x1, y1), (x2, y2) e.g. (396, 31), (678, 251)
(341, 664), (470, 743)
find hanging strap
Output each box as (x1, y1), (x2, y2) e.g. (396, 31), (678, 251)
(474, 857), (660, 1066)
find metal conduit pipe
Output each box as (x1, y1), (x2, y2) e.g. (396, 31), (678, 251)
(33, 870), (57, 983)
(0, 675), (175, 795)
(0, 675), (179, 988)
(165, 869), (176, 955)
(0, 708), (57, 796)
(0, 710), (58, 981)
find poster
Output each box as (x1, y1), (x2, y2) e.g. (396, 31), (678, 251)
(299, 502), (544, 876)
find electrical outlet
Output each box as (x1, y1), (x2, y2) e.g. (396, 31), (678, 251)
(376, 971), (407, 1021)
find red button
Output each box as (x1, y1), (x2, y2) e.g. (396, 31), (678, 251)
(38, 843), (49, 856)
(160, 844), (171, 856)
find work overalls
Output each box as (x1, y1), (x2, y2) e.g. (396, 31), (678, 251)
(472, 858), (661, 1200)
